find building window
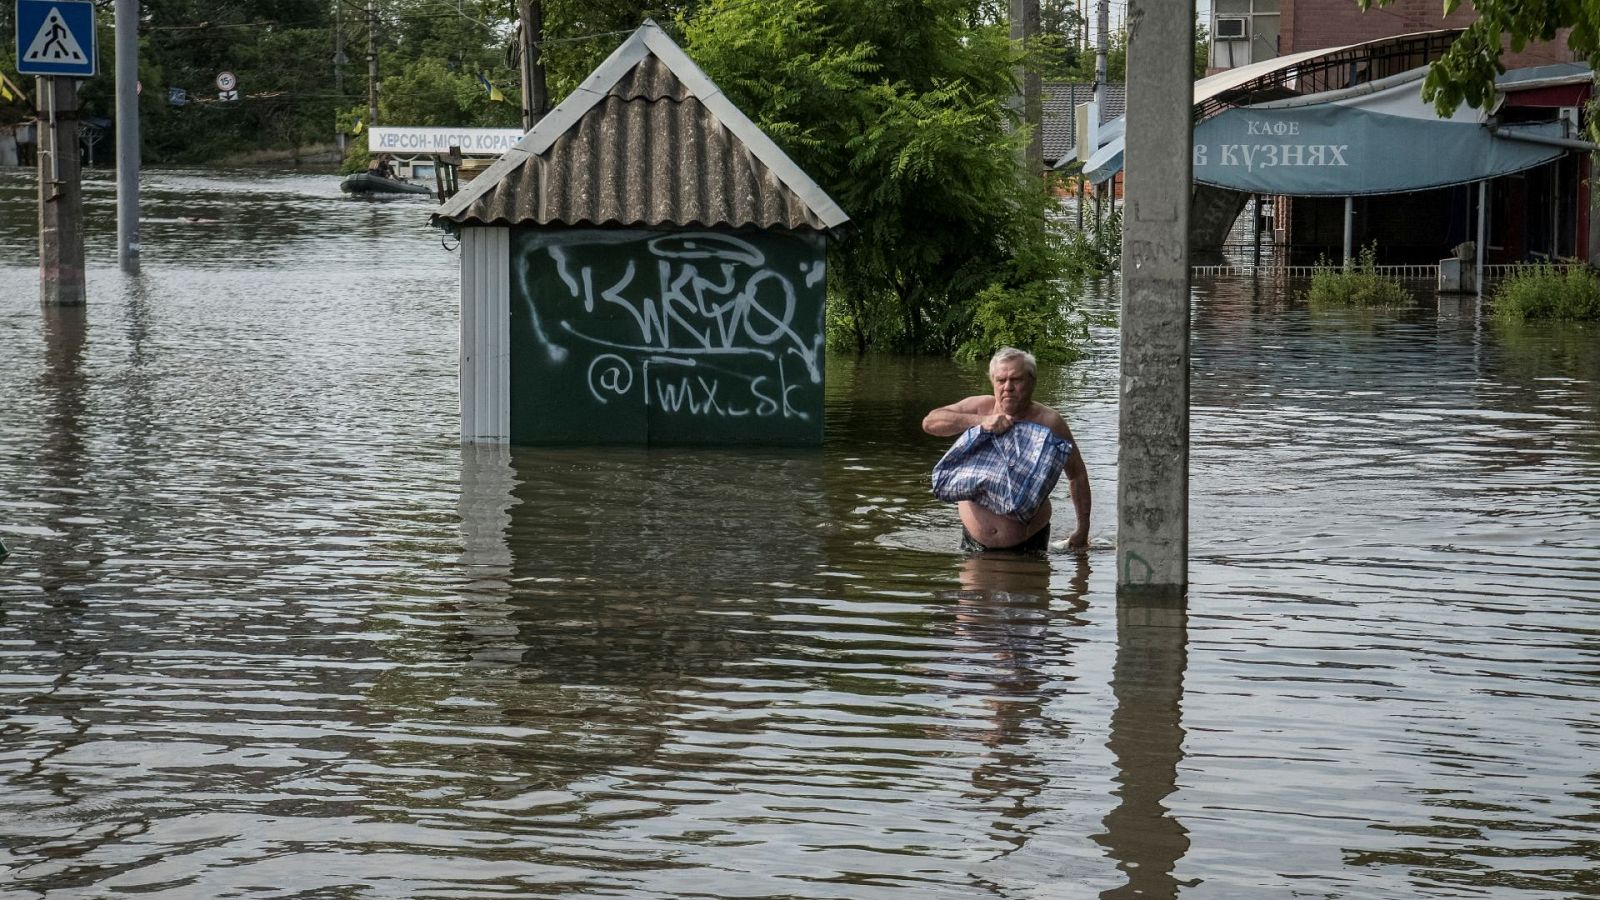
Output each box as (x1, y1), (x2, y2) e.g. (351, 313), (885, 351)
(1211, 0), (1281, 69)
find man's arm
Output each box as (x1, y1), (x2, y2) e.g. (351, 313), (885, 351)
(922, 396), (1000, 437)
(1040, 407), (1092, 549)
(1063, 448), (1091, 549)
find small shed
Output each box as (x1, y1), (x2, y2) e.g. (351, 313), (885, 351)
(433, 20), (848, 446)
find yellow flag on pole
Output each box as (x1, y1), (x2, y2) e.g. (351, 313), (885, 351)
(0, 81), (13, 102)
(352, 118), (364, 134)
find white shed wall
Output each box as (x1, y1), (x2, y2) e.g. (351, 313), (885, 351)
(459, 226), (510, 443)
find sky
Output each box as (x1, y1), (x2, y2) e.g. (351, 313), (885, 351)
(1096, 1), (1214, 39)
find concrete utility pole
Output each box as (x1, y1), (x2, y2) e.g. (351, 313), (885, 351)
(115, 0), (139, 274)
(517, 0), (547, 130)
(1117, 0), (1193, 598)
(1094, 0), (1109, 108)
(37, 76), (85, 305)
(1010, 0), (1042, 174)
(366, 0), (378, 128)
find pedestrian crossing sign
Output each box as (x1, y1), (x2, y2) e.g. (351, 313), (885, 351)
(16, 0), (97, 77)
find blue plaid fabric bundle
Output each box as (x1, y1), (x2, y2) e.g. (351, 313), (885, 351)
(931, 421), (1073, 522)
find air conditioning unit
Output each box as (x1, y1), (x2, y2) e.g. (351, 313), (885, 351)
(1559, 106), (1580, 136)
(1215, 17), (1248, 40)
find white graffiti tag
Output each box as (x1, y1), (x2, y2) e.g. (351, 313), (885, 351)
(586, 353), (634, 404)
(580, 353), (811, 423)
(546, 232), (824, 385)
(522, 231), (825, 424)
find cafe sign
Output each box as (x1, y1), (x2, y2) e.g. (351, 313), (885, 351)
(1191, 78), (1565, 196)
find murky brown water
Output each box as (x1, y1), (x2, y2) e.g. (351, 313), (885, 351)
(2, 169), (1598, 898)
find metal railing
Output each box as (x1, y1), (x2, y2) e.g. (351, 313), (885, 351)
(1191, 263), (1584, 278)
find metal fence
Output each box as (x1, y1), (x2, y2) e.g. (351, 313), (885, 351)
(1191, 263), (1584, 279)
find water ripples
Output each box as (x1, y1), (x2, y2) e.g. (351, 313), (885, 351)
(1, 170), (1598, 897)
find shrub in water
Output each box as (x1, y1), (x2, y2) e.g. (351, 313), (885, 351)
(956, 281), (1085, 365)
(1306, 245), (1411, 307)
(1063, 207), (1122, 276)
(1492, 263), (1600, 323)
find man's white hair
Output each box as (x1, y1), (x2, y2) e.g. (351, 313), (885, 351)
(989, 347), (1037, 378)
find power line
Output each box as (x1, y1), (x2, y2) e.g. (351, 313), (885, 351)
(146, 3), (507, 34)
(535, 27), (634, 49)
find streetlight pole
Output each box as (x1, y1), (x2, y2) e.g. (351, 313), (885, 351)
(115, 0), (139, 274)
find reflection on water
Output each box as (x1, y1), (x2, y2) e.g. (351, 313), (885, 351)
(1095, 595), (1188, 900)
(2, 169), (1600, 897)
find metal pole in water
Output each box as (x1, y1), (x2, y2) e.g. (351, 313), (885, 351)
(1342, 195), (1353, 267)
(115, 0), (140, 274)
(1551, 161), (1559, 258)
(1591, 155), (1600, 265)
(1253, 195), (1262, 270)
(1117, 0), (1192, 599)
(1476, 179), (1487, 299)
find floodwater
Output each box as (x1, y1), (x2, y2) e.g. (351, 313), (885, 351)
(1, 169), (1598, 899)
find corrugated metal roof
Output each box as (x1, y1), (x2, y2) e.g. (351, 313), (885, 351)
(1041, 82), (1126, 165)
(435, 22), (846, 231)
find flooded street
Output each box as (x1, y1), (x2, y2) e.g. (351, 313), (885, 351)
(2, 169), (1598, 898)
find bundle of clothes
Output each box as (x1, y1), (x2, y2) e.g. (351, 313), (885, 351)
(930, 421), (1072, 523)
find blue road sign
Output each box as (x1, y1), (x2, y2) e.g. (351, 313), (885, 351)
(16, 0), (97, 77)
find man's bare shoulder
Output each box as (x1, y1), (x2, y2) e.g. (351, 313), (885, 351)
(1026, 403), (1073, 437)
(946, 394), (998, 414)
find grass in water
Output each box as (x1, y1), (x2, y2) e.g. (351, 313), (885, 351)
(1492, 263), (1600, 323)
(1306, 245), (1412, 308)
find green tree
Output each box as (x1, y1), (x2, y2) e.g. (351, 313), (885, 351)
(1359, 0), (1600, 116)
(684, 0), (1086, 360)
(376, 56), (518, 127)
(539, 1), (703, 104)
(1034, 0), (1091, 79)
(0, 3), (29, 125)
(1041, 17), (1207, 84)
(115, 1), (343, 162)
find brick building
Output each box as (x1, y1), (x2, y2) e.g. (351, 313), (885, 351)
(1209, 0), (1577, 74)
(1200, 1), (1593, 268)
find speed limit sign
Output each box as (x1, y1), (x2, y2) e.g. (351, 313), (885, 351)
(215, 71), (237, 91)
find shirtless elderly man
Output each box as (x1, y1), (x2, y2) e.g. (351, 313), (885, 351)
(923, 347), (1091, 553)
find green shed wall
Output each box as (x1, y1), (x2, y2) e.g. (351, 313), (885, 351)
(509, 227), (827, 445)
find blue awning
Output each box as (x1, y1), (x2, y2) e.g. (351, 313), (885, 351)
(1085, 65), (1578, 193)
